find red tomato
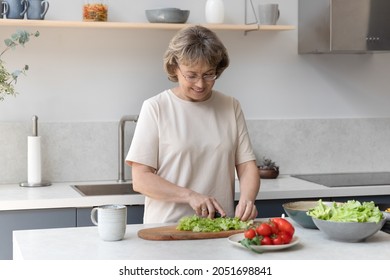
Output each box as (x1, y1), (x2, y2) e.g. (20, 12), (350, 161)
(256, 223), (272, 237)
(271, 218), (295, 237)
(244, 228), (256, 240)
(260, 236), (272, 245)
(279, 232), (293, 244)
(268, 221), (279, 234)
(271, 234), (284, 245)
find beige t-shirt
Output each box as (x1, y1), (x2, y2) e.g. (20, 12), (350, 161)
(126, 89), (256, 223)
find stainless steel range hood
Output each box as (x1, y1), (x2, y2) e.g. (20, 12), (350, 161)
(298, 0), (390, 54)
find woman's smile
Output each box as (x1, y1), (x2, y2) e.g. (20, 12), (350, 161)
(174, 64), (216, 102)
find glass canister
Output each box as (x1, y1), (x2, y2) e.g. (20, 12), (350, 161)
(83, 0), (108, 22)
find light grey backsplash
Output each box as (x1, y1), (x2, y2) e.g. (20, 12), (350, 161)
(1, 118), (389, 184)
(247, 118), (390, 175)
(0, 121), (136, 184)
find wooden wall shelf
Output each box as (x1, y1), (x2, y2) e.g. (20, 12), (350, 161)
(0, 19), (295, 32)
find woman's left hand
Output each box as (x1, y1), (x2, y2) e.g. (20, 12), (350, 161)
(235, 200), (258, 221)
(235, 160), (260, 221)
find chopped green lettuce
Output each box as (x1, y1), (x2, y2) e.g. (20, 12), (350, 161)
(176, 215), (252, 232)
(307, 200), (383, 223)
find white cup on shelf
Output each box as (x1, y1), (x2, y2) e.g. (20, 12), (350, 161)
(258, 3), (280, 25)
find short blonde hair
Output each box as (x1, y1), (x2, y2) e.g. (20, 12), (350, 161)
(163, 25), (230, 82)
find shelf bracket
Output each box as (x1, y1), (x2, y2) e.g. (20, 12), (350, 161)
(244, 0), (259, 35)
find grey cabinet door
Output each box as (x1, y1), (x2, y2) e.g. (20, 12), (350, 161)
(76, 207), (95, 227)
(0, 208), (76, 260)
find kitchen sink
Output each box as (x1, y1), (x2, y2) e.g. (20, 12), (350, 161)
(71, 183), (139, 196)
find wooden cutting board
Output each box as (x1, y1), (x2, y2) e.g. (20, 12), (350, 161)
(138, 225), (244, 241)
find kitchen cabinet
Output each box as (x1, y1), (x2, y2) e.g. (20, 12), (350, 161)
(76, 205), (144, 227)
(0, 208), (75, 260)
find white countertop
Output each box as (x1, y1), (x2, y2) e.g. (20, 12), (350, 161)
(12, 221), (390, 260)
(1, 176), (390, 211)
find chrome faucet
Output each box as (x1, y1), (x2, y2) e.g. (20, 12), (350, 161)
(118, 115), (138, 182)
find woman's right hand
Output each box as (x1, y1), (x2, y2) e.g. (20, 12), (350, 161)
(188, 191), (226, 219)
(132, 162), (227, 218)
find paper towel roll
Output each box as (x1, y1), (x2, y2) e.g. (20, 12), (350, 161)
(28, 136), (42, 184)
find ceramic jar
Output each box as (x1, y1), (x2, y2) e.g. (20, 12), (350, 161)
(205, 0), (224, 24)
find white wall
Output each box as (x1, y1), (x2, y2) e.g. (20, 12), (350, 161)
(1, 0), (389, 122)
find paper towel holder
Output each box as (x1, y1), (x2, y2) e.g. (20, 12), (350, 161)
(19, 115), (51, 188)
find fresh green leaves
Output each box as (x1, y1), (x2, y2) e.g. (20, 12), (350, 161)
(0, 62), (15, 99)
(176, 215), (252, 232)
(239, 237), (263, 254)
(5, 30), (38, 46)
(1, 30), (39, 56)
(307, 200), (384, 223)
(0, 30), (40, 101)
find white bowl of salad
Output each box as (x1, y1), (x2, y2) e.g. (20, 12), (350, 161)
(308, 200), (386, 242)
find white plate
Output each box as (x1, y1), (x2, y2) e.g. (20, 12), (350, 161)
(228, 233), (300, 252)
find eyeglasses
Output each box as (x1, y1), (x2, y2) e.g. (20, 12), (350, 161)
(178, 67), (217, 83)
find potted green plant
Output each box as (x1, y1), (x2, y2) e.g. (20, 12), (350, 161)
(258, 157), (279, 179)
(0, 30), (40, 101)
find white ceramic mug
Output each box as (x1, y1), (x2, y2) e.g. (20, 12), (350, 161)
(91, 204), (127, 241)
(258, 3), (280, 25)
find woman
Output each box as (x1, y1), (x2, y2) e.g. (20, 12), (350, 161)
(126, 25), (260, 224)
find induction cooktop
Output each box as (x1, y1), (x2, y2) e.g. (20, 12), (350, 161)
(291, 172), (390, 187)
